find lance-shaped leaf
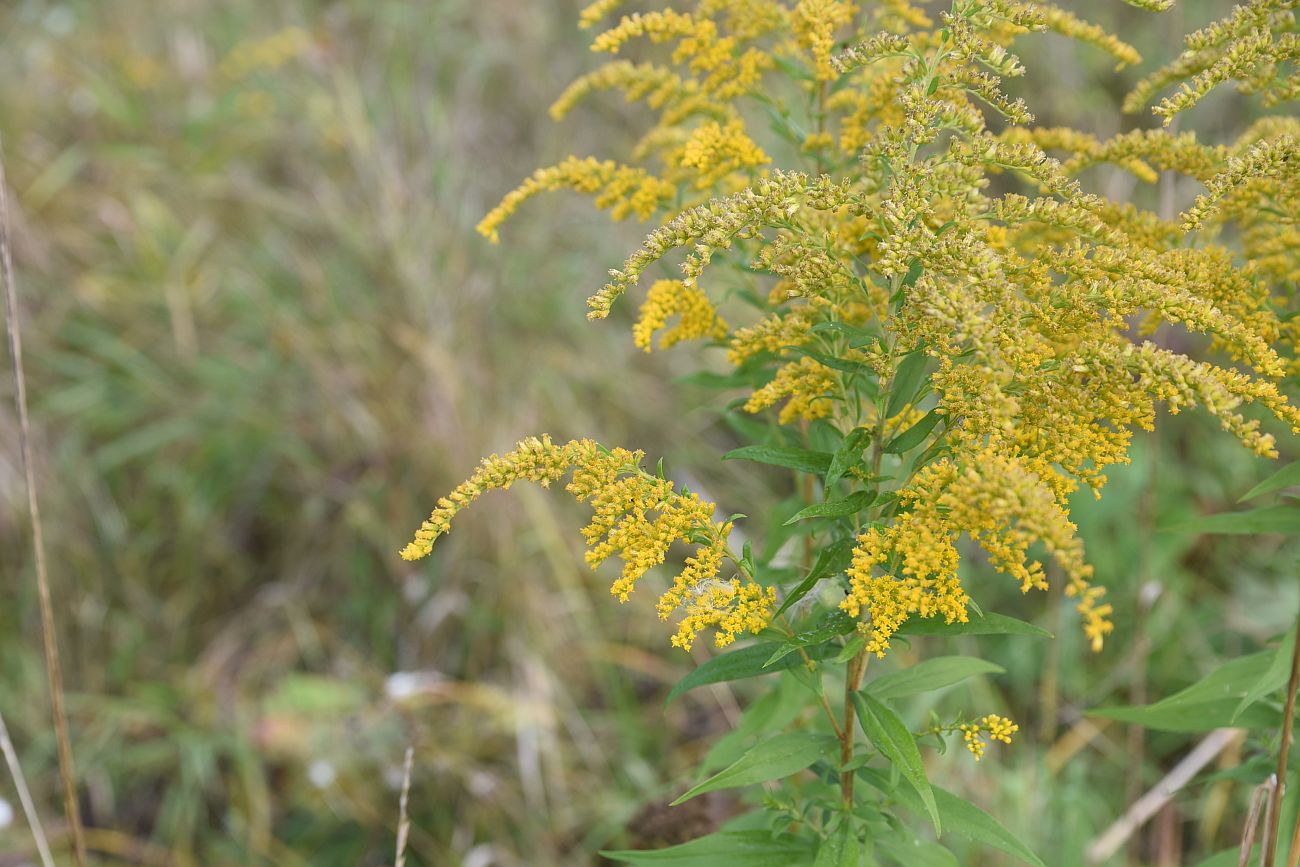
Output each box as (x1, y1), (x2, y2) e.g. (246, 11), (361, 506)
(867, 656), (1005, 701)
(671, 733), (837, 805)
(853, 692), (940, 833)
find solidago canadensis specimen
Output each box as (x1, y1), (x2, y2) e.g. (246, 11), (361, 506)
(406, 0), (1300, 860)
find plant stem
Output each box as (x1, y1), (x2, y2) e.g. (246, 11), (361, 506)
(1265, 611), (1300, 867)
(840, 648), (870, 808)
(0, 152), (87, 867)
(1285, 800), (1300, 867)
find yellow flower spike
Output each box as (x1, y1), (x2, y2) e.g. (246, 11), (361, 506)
(958, 715), (1019, 760)
(403, 436), (772, 651)
(475, 157), (675, 243)
(633, 280), (729, 352)
(678, 120), (771, 188)
(792, 0), (858, 81)
(458, 0), (1300, 662)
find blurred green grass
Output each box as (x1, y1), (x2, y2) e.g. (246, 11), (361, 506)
(0, 1), (1294, 865)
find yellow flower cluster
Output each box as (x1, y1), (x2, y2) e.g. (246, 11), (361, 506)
(678, 120), (771, 188)
(592, 10), (774, 99)
(960, 715), (1019, 760)
(1127, 0), (1299, 121)
(401, 436), (774, 650)
(633, 279), (729, 351)
(1124, 2), (1300, 358)
(842, 451), (1111, 655)
(476, 156), (675, 244)
(451, 0), (1300, 658)
(792, 0), (859, 80)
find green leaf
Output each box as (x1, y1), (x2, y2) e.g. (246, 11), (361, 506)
(853, 692), (940, 834)
(784, 491), (876, 525)
(724, 445), (834, 475)
(1091, 650), (1284, 732)
(1240, 461), (1300, 502)
(773, 537), (855, 619)
(895, 611), (1051, 639)
(671, 733), (837, 805)
(1162, 505), (1300, 535)
(827, 428), (870, 488)
(703, 677), (807, 771)
(667, 643), (803, 705)
(892, 786), (1046, 867)
(814, 824), (862, 867)
(1192, 848), (1240, 867)
(602, 830), (815, 865)
(884, 409), (942, 454)
(1234, 624), (1296, 722)
(866, 656), (1005, 701)
(886, 350), (932, 419)
(765, 610), (856, 668)
(876, 839), (958, 867)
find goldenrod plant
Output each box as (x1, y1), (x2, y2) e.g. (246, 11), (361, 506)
(405, 0), (1300, 861)
(1093, 4), (1300, 865)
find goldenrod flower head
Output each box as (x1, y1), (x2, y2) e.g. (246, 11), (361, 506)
(633, 279), (729, 351)
(579, 0), (627, 29)
(476, 157), (675, 243)
(678, 120), (771, 188)
(792, 0), (859, 80)
(402, 436), (773, 650)
(454, 0), (1300, 658)
(960, 714), (1020, 760)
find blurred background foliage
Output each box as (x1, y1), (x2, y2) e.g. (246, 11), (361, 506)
(0, 0), (1294, 864)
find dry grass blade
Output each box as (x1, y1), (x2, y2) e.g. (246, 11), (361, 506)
(0, 708), (55, 867)
(394, 745), (414, 867)
(1087, 727), (1242, 864)
(1242, 777), (1276, 867)
(0, 151), (87, 867)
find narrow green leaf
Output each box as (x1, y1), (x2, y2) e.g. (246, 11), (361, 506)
(884, 409), (942, 454)
(827, 428), (869, 488)
(724, 445), (833, 475)
(602, 830), (814, 865)
(667, 643), (795, 705)
(671, 733), (837, 805)
(853, 692), (940, 834)
(1091, 650), (1284, 731)
(886, 350), (932, 419)
(1162, 505), (1300, 535)
(892, 785), (1046, 867)
(867, 656), (1005, 701)
(1193, 849), (1242, 867)
(1240, 461), (1300, 502)
(876, 839), (958, 867)
(765, 610), (857, 668)
(784, 491), (876, 525)
(1233, 624), (1296, 722)
(773, 537), (855, 619)
(814, 824), (862, 867)
(895, 611), (1051, 638)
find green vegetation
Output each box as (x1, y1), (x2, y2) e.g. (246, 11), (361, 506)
(0, 1), (1298, 864)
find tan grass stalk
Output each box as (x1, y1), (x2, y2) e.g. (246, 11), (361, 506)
(0, 152), (88, 867)
(0, 707), (56, 867)
(394, 745), (414, 867)
(1243, 777), (1276, 867)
